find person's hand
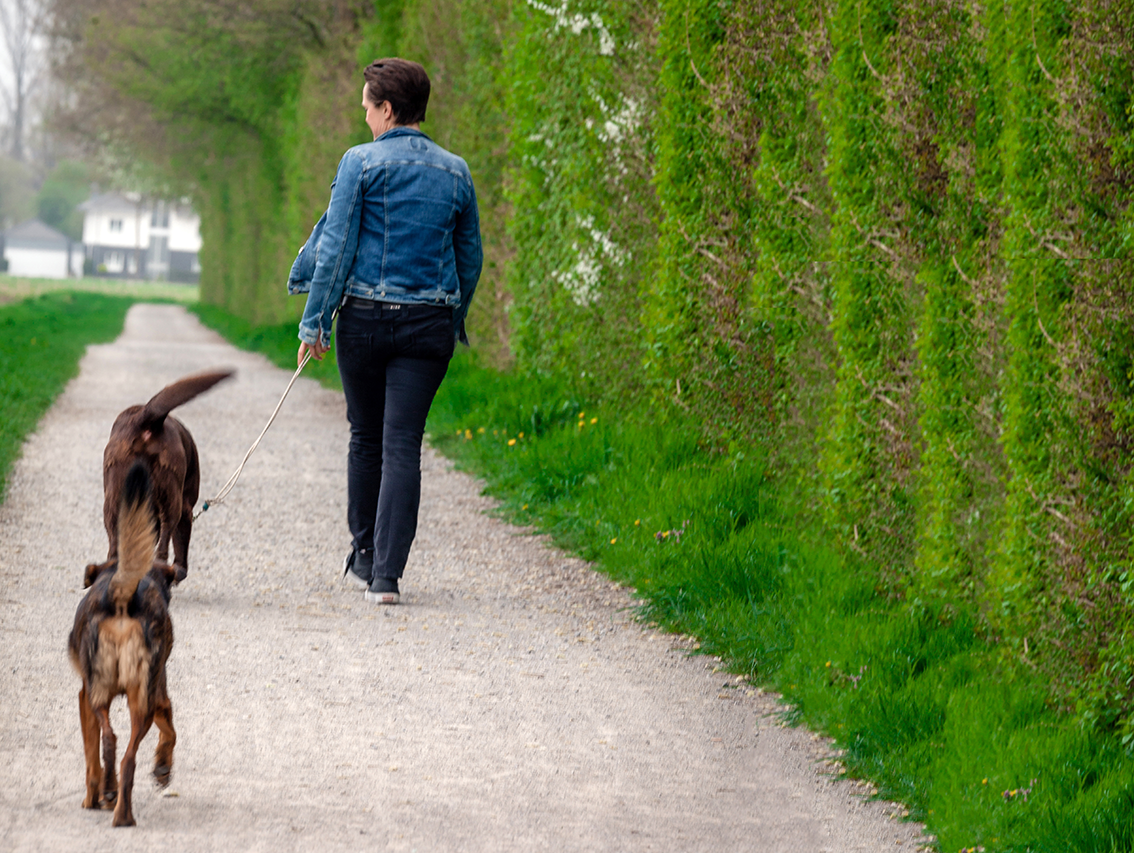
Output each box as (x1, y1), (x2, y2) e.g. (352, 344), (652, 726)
(298, 339), (328, 367)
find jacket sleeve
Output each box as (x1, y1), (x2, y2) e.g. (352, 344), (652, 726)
(451, 174), (483, 345)
(298, 151), (365, 347)
(287, 212), (326, 294)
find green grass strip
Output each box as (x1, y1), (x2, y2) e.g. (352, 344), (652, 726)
(194, 304), (1134, 852)
(0, 292), (136, 502)
(0, 273), (199, 304)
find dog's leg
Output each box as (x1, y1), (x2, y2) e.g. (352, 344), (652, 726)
(103, 478), (121, 562)
(172, 509), (191, 584)
(155, 504), (173, 566)
(95, 707), (118, 809)
(112, 688), (154, 828)
(79, 688), (102, 808)
(152, 694), (176, 787)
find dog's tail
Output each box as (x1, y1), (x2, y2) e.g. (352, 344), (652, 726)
(141, 369), (234, 427)
(110, 460), (158, 614)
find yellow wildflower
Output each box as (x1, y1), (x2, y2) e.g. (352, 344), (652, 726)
(508, 438), (517, 446)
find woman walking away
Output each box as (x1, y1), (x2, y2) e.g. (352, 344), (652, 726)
(288, 58), (482, 604)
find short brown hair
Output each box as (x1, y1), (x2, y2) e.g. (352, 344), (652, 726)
(363, 58), (430, 125)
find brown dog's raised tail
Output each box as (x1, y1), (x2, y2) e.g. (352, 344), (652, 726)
(139, 370), (233, 429)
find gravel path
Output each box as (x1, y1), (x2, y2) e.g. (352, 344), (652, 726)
(0, 304), (928, 851)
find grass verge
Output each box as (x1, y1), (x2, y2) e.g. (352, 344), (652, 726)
(0, 274), (198, 304)
(194, 304), (1134, 853)
(0, 292), (136, 501)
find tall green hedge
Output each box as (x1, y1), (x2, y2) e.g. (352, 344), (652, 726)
(504, 1), (658, 395)
(910, 0), (1002, 613)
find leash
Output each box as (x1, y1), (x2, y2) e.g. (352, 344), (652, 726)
(193, 349), (314, 520)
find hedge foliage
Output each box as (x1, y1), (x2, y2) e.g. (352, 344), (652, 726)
(69, 0), (1134, 768)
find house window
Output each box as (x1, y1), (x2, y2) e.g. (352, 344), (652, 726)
(104, 251), (125, 273)
(109, 219), (123, 232)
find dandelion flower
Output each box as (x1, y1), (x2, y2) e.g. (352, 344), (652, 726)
(825, 661), (831, 668)
(477, 427), (485, 434)
(464, 429), (473, 440)
(610, 538), (617, 544)
(518, 432), (524, 439)
(634, 519), (640, 526)
(578, 411), (585, 419)
(590, 417), (597, 424)
(522, 504), (529, 510)
(508, 438), (517, 446)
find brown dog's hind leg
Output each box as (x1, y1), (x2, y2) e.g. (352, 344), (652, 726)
(152, 696), (175, 787)
(172, 510), (191, 584)
(79, 688), (101, 808)
(155, 504), (173, 566)
(104, 506), (119, 563)
(95, 707), (118, 809)
(112, 688), (153, 828)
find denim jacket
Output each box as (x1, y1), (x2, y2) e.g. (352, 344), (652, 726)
(288, 127), (482, 347)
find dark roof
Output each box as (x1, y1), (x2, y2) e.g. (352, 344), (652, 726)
(77, 192), (137, 213)
(3, 220), (72, 250)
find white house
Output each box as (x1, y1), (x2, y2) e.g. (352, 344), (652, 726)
(79, 192), (202, 282)
(2, 220), (83, 279)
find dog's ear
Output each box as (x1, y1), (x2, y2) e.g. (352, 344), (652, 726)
(83, 561), (113, 588)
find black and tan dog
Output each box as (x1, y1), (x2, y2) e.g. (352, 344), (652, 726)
(102, 369), (232, 584)
(70, 461), (178, 827)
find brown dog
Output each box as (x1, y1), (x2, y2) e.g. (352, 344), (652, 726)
(103, 369), (232, 583)
(70, 460), (178, 827)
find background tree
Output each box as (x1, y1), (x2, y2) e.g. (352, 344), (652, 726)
(35, 158), (86, 237)
(0, 0), (45, 162)
(0, 153), (34, 227)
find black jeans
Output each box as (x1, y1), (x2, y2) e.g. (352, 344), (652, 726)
(335, 297), (454, 581)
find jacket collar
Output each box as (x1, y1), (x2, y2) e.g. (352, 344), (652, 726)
(375, 127), (431, 142)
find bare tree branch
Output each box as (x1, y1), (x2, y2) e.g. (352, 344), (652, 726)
(0, 0), (47, 160)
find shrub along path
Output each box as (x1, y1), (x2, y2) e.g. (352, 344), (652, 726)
(0, 304), (927, 851)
